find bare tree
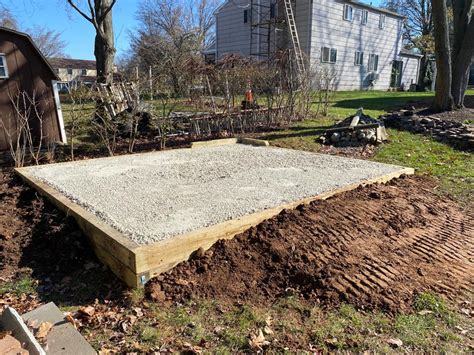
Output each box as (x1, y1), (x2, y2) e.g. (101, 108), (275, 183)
(129, 0), (218, 95)
(28, 26), (68, 57)
(0, 5), (18, 30)
(66, 0), (117, 84)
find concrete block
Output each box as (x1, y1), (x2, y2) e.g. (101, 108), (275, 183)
(0, 307), (45, 355)
(22, 302), (96, 355)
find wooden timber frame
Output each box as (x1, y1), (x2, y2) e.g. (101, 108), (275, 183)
(15, 139), (415, 288)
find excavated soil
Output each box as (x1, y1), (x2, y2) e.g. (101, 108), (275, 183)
(148, 175), (474, 313)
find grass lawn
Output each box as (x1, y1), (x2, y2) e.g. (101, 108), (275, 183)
(256, 90), (474, 203)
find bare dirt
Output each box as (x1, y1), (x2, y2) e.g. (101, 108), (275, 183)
(149, 175), (473, 313)
(1, 169), (472, 315)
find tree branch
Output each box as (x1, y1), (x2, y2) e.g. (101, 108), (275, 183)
(66, 0), (94, 23)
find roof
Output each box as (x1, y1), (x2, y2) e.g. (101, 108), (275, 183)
(400, 49), (424, 58)
(344, 0), (404, 18)
(0, 26), (59, 80)
(48, 57), (96, 70)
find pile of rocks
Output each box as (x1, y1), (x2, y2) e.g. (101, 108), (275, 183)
(320, 108), (388, 146)
(380, 110), (474, 149)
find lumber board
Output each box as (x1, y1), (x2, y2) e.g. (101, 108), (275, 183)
(191, 138), (238, 148)
(237, 137), (270, 147)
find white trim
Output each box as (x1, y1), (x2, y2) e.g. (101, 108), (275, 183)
(0, 53), (9, 79)
(52, 80), (67, 144)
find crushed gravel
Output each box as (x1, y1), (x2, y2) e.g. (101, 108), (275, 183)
(26, 144), (407, 245)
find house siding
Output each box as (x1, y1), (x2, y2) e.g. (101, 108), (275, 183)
(310, 0), (403, 90)
(215, 0), (414, 91)
(216, 0), (252, 57)
(399, 55), (420, 89)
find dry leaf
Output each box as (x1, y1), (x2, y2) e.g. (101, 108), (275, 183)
(263, 326), (274, 335)
(36, 321), (53, 339)
(418, 310), (433, 315)
(132, 307), (143, 317)
(265, 315), (272, 327)
(79, 306), (95, 317)
(65, 313), (78, 329)
(248, 329), (270, 350)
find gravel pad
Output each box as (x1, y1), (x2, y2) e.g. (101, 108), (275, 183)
(26, 145), (406, 245)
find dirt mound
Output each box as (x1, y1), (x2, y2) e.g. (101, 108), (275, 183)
(148, 175), (474, 313)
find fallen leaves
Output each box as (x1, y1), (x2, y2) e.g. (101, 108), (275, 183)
(79, 306), (96, 317)
(35, 321), (53, 339)
(248, 329), (270, 351)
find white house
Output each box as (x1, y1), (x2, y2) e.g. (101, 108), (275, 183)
(211, 0), (421, 91)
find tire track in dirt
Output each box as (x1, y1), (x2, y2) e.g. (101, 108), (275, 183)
(149, 175), (474, 313)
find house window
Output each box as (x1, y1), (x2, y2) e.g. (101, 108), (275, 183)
(81, 69), (87, 75)
(343, 4), (353, 21)
(379, 14), (385, 29)
(0, 54), (8, 78)
(361, 10), (368, 25)
(244, 9), (249, 23)
(270, 3), (276, 19)
(321, 47), (337, 63)
(67, 68), (73, 75)
(354, 51), (364, 66)
(368, 53), (379, 71)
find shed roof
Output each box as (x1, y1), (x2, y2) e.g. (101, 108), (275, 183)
(0, 26), (59, 80)
(48, 57), (96, 70)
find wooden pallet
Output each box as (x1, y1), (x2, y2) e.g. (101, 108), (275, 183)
(15, 140), (414, 288)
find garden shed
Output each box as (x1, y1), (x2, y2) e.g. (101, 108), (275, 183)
(0, 27), (66, 152)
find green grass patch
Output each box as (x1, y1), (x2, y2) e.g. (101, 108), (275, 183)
(374, 129), (474, 201)
(0, 275), (36, 296)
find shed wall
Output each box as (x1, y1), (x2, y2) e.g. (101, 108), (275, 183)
(0, 31), (61, 151)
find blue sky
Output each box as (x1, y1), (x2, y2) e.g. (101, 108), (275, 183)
(2, 0), (383, 60)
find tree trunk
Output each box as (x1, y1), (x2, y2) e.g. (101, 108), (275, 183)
(417, 53), (430, 90)
(430, 0), (453, 112)
(94, 0), (116, 84)
(450, 0), (474, 108)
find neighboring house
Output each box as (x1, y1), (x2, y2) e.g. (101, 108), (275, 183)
(213, 0), (421, 91)
(48, 57), (97, 91)
(0, 27), (66, 151)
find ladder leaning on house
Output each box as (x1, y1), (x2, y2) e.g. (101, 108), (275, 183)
(283, 0), (305, 76)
